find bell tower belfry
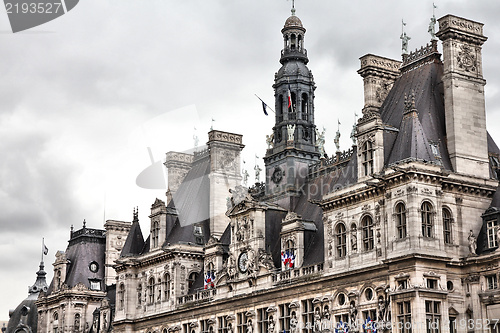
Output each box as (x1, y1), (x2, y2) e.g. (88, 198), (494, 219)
(264, 7), (320, 207)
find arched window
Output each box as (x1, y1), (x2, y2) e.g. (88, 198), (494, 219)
(163, 273), (171, 301)
(336, 223), (347, 258)
(56, 270), (61, 290)
(148, 277), (155, 304)
(301, 93), (308, 120)
(188, 272), (198, 290)
(152, 221), (160, 248)
(277, 95), (283, 122)
(53, 312), (59, 332)
(362, 216), (374, 251)
(291, 34), (296, 49)
(298, 35), (303, 51)
(396, 203), (407, 239)
(443, 208), (452, 244)
(421, 202), (433, 237)
(361, 141), (374, 176)
(118, 283), (125, 310)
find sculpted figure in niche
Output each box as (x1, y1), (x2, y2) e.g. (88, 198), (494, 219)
(228, 323), (234, 333)
(496, 226), (500, 249)
(321, 306), (331, 331)
(290, 312), (298, 333)
(247, 320), (253, 333)
(378, 296), (386, 322)
(268, 316), (275, 333)
(227, 253), (237, 279)
(349, 301), (357, 324)
(313, 307), (321, 332)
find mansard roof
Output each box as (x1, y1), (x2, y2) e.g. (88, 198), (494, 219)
(379, 53), (452, 169)
(167, 153), (210, 230)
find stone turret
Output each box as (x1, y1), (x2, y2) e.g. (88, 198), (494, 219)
(437, 15), (489, 178)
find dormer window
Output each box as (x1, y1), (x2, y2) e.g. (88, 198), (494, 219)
(152, 221), (160, 248)
(361, 141), (374, 176)
(89, 279), (101, 291)
(426, 278), (437, 289)
(487, 219), (498, 248)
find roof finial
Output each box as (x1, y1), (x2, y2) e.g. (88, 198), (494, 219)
(291, 0), (296, 16)
(133, 206), (139, 223)
(83, 219), (86, 228)
(400, 19), (411, 56)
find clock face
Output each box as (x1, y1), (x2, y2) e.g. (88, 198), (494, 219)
(238, 252), (248, 273)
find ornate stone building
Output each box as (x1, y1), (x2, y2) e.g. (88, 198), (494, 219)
(11, 8), (500, 333)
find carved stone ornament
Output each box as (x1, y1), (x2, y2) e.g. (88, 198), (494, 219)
(271, 167), (284, 184)
(457, 44), (477, 73)
(283, 211), (300, 222)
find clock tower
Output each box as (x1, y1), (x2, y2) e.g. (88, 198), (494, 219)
(264, 8), (320, 208)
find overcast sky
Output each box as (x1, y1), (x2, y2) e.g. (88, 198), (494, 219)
(2, 0), (500, 321)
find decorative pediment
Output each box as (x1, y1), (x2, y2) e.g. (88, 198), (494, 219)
(245, 310), (255, 318)
(283, 211), (301, 222)
(226, 315), (235, 322)
(189, 322), (199, 328)
(168, 325), (181, 332)
(266, 306), (277, 313)
(423, 271), (440, 278)
(289, 301), (299, 309)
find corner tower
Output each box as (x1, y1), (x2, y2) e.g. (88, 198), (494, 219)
(264, 8), (320, 206)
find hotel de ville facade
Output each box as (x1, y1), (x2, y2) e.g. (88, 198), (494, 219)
(8, 7), (500, 333)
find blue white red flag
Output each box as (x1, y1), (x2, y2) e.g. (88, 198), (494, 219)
(204, 271), (215, 289)
(363, 317), (376, 333)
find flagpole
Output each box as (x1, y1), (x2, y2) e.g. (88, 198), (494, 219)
(254, 94), (275, 114)
(41, 238), (44, 262)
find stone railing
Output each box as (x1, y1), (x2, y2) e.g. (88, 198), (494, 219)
(401, 41), (439, 69)
(193, 148), (209, 161)
(272, 263), (324, 285)
(71, 228), (106, 239)
(177, 288), (217, 305)
(308, 149), (354, 178)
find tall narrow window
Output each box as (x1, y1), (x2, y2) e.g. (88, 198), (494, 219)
(257, 308), (270, 333)
(397, 302), (411, 333)
(288, 92), (296, 118)
(301, 299), (314, 333)
(487, 219), (498, 248)
(163, 273), (170, 301)
(421, 202), (433, 238)
(301, 93), (308, 120)
(152, 221), (160, 248)
(188, 272), (198, 290)
(443, 208), (452, 244)
(336, 223), (347, 258)
(487, 275), (498, 290)
(279, 303), (291, 333)
(148, 277), (155, 304)
(396, 203), (407, 239)
(74, 313), (81, 332)
(361, 141), (374, 176)
(118, 283), (125, 310)
(278, 95), (283, 123)
(362, 216), (374, 251)
(425, 301), (441, 333)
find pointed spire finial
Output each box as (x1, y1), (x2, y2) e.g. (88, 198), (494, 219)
(133, 206), (139, 223)
(83, 219), (86, 228)
(291, 0), (296, 16)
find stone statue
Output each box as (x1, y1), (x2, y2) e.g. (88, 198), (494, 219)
(193, 134), (199, 149)
(242, 169), (249, 186)
(227, 253), (237, 279)
(313, 308), (321, 332)
(321, 306), (331, 331)
(334, 130), (341, 153)
(228, 323), (234, 333)
(350, 123), (357, 145)
(400, 32), (411, 55)
(428, 15), (437, 40)
(268, 316), (275, 333)
(377, 296), (386, 322)
(254, 164), (262, 183)
(349, 301), (357, 324)
(266, 133), (274, 149)
(246, 320), (253, 333)
(258, 249), (275, 270)
(468, 230), (477, 255)
(287, 124), (296, 141)
(290, 312), (298, 333)
(497, 226), (500, 248)
(351, 233), (357, 251)
(316, 128), (326, 156)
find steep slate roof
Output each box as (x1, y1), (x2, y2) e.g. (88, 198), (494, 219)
(120, 220), (145, 257)
(168, 154), (210, 229)
(379, 52), (452, 169)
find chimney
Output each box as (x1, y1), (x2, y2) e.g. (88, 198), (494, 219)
(207, 130), (244, 239)
(164, 152), (194, 195)
(357, 54), (401, 114)
(437, 15), (489, 178)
